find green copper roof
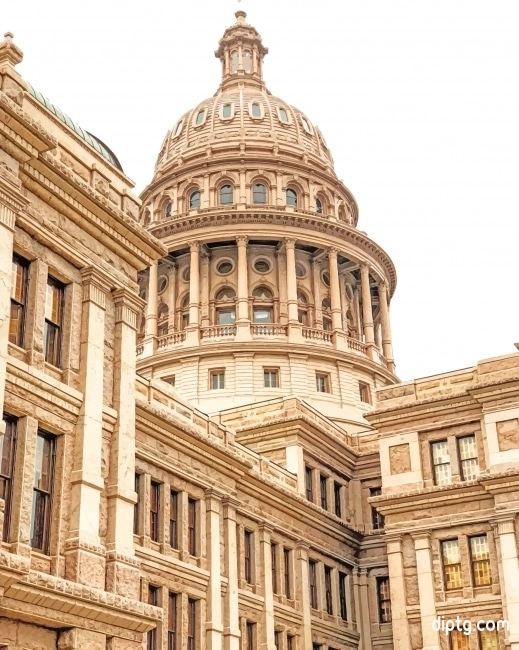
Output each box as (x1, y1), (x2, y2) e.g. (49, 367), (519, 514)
(26, 82), (123, 172)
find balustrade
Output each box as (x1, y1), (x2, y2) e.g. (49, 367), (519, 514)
(202, 325), (237, 338)
(301, 327), (332, 343)
(251, 324), (288, 336)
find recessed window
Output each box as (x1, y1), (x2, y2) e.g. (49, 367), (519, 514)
(286, 188), (298, 207)
(264, 369), (279, 388)
(243, 50), (252, 73)
(297, 290), (308, 304)
(370, 487), (385, 530)
(359, 382), (372, 404)
(253, 308), (272, 324)
(165, 201), (172, 218)
(231, 51), (239, 73)
(305, 466), (313, 502)
(441, 539), (462, 590)
(271, 543), (279, 594)
(458, 435), (479, 481)
(334, 482), (342, 518)
(283, 548), (292, 598)
(169, 490), (179, 549)
(377, 577), (392, 623)
(315, 198), (323, 214)
(278, 107), (289, 123)
(149, 481), (161, 542)
(316, 373), (331, 393)
(188, 498), (198, 556)
(219, 184), (234, 205)
(172, 119), (184, 138)
(216, 287), (236, 300)
(158, 275), (168, 294)
(10, 254), (29, 348)
(210, 370), (225, 390)
(187, 598), (198, 650)
(244, 529), (253, 583)
(250, 103), (262, 118)
(44, 276), (65, 368)
(216, 260), (234, 275)
(182, 268), (190, 282)
(1, 415), (18, 540)
(308, 560), (318, 608)
(30, 430), (56, 553)
(431, 440), (452, 486)
(254, 259), (271, 273)
(469, 534), (491, 586)
(322, 271), (330, 287)
(450, 630), (469, 650)
(253, 183), (267, 204)
(246, 622), (256, 650)
(324, 566), (333, 614)
(479, 630), (499, 650)
(339, 572), (348, 621)
(168, 592), (178, 650)
(320, 474), (328, 510)
(217, 309), (235, 325)
(323, 317), (332, 331)
(300, 114), (313, 134)
(189, 190), (201, 209)
(195, 109), (206, 126)
(252, 286), (273, 299)
(148, 585), (159, 649)
(221, 103), (233, 119)
(295, 263), (307, 278)
(134, 473), (141, 534)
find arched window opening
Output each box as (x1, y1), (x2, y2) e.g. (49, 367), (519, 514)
(278, 108), (289, 123)
(286, 188), (298, 207)
(158, 303), (169, 336)
(252, 286), (273, 299)
(315, 198), (323, 214)
(297, 290), (309, 326)
(180, 295), (190, 330)
(243, 50), (252, 73)
(252, 285), (274, 324)
(231, 51), (239, 73)
(215, 287), (236, 325)
(165, 202), (172, 218)
(216, 287), (236, 301)
(251, 103), (262, 118)
(253, 183), (267, 204)
(189, 190), (201, 209)
(219, 184), (234, 205)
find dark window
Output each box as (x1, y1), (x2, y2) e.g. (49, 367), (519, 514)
(283, 547), (291, 598)
(188, 498), (198, 556)
(339, 571), (348, 621)
(246, 621), (256, 650)
(187, 599), (197, 650)
(274, 632), (280, 650)
(244, 529), (253, 584)
(320, 474), (328, 510)
(44, 277), (65, 367)
(305, 466), (313, 502)
(309, 560), (318, 609)
(134, 473), (141, 534)
(253, 183), (267, 204)
(312, 644), (321, 650)
(359, 382), (372, 404)
(10, 255), (29, 347)
(315, 198), (323, 214)
(30, 431), (56, 553)
(147, 585), (159, 650)
(287, 636), (295, 650)
(165, 201), (172, 218)
(286, 188), (297, 207)
(168, 592), (178, 650)
(377, 577), (391, 623)
(0, 415), (17, 540)
(370, 487), (385, 530)
(169, 490), (179, 549)
(324, 566), (333, 614)
(264, 369), (279, 388)
(271, 542), (278, 593)
(219, 184), (233, 205)
(150, 481), (160, 542)
(334, 482), (342, 518)
(189, 191), (201, 209)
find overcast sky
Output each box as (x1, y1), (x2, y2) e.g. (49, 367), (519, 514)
(4, 0), (519, 381)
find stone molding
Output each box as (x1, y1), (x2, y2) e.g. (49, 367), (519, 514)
(80, 267), (112, 308)
(112, 288), (145, 329)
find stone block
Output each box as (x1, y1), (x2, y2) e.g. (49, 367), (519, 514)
(389, 443), (411, 474)
(497, 419), (519, 451)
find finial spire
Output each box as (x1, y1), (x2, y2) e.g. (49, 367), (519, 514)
(0, 31), (24, 67)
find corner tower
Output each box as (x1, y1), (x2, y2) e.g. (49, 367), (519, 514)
(137, 12), (397, 431)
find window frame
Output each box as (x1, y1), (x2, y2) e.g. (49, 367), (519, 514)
(370, 487), (385, 530)
(334, 481), (342, 518)
(30, 430), (56, 554)
(305, 465), (314, 502)
(431, 440), (452, 486)
(44, 276), (65, 368)
(246, 621), (256, 650)
(441, 538), (463, 590)
(339, 571), (348, 621)
(458, 434), (479, 481)
(376, 576), (392, 623)
(316, 373), (331, 394)
(359, 381), (372, 404)
(149, 480), (161, 542)
(252, 183), (267, 204)
(286, 188), (298, 207)
(271, 542), (279, 594)
(308, 560), (318, 609)
(320, 474), (328, 511)
(147, 585), (160, 650)
(263, 368), (279, 388)
(469, 534), (492, 587)
(188, 497), (198, 556)
(168, 592), (178, 650)
(324, 565), (333, 614)
(244, 529), (254, 584)
(283, 547), (292, 598)
(210, 370), (226, 390)
(169, 489), (179, 549)
(219, 184), (234, 206)
(187, 598), (197, 650)
(189, 190), (201, 209)
(0, 414), (18, 541)
(134, 473), (141, 534)
(10, 254), (29, 348)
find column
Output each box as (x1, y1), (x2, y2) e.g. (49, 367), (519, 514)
(259, 525), (276, 650)
(201, 251), (210, 328)
(236, 236), (251, 341)
(223, 498), (241, 650)
(186, 241), (201, 345)
(386, 536), (412, 650)
(65, 268), (111, 589)
(203, 174), (210, 208)
(328, 248), (342, 326)
(357, 569), (372, 650)
(311, 258), (322, 327)
(276, 247), (288, 325)
(378, 281), (395, 373)
(167, 262), (177, 332)
(360, 264), (375, 359)
(143, 259), (158, 356)
(285, 239), (302, 342)
(239, 169), (246, 206)
(494, 517), (519, 649)
(412, 533), (440, 650)
(105, 288), (144, 600)
(206, 490), (224, 650)
(295, 544), (312, 650)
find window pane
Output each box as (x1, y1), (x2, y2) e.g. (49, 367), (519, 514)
(251, 103), (261, 117)
(253, 183), (266, 203)
(195, 109), (205, 125)
(189, 191), (201, 209)
(220, 185), (233, 204)
(286, 189), (297, 206)
(222, 104), (232, 118)
(253, 308), (272, 324)
(217, 310), (236, 325)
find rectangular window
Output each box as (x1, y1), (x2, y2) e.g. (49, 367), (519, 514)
(30, 431), (56, 553)
(431, 440), (452, 486)
(274, 632), (280, 650)
(168, 592), (178, 650)
(271, 542), (278, 594)
(147, 585), (159, 650)
(10, 255), (29, 347)
(479, 630), (499, 650)
(150, 481), (161, 542)
(441, 539), (462, 590)
(324, 566), (333, 614)
(44, 276), (65, 367)
(377, 577), (391, 623)
(187, 599), (197, 650)
(320, 474), (328, 510)
(134, 473), (141, 534)
(244, 529), (253, 584)
(370, 487), (385, 530)
(210, 370), (225, 390)
(469, 534), (491, 586)
(305, 465), (313, 502)
(316, 373), (330, 393)
(253, 308), (272, 324)
(286, 636), (295, 650)
(309, 560), (318, 609)
(339, 571), (348, 621)
(246, 622), (256, 650)
(283, 547), (292, 598)
(264, 369), (279, 388)
(188, 498), (198, 556)
(0, 415), (17, 541)
(217, 309), (236, 325)
(169, 490), (179, 549)
(359, 381), (372, 404)
(458, 435), (479, 481)
(449, 630), (469, 650)
(334, 481), (342, 518)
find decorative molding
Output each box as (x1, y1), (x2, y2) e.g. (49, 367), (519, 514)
(80, 267), (112, 308)
(112, 288), (145, 328)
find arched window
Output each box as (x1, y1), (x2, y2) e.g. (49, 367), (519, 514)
(278, 108), (289, 123)
(189, 190), (201, 209)
(286, 188), (298, 207)
(180, 295), (190, 330)
(322, 297), (332, 331)
(297, 290), (309, 326)
(219, 184), (234, 205)
(300, 115), (313, 134)
(173, 119), (184, 138)
(222, 104), (233, 119)
(165, 202), (172, 218)
(253, 183), (267, 204)
(158, 303), (169, 336)
(215, 287), (236, 325)
(252, 286), (274, 324)
(315, 198), (323, 214)
(216, 287), (236, 301)
(231, 51), (239, 73)
(243, 50), (252, 73)
(195, 109), (206, 126)
(252, 286), (273, 299)
(251, 103), (262, 118)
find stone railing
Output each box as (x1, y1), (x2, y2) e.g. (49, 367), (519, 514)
(302, 327), (332, 343)
(347, 337), (367, 353)
(157, 331), (186, 349)
(201, 325), (237, 338)
(251, 324), (288, 336)
(136, 343), (144, 356)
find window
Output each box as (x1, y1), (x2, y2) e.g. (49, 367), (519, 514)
(316, 373), (330, 393)
(309, 560), (318, 608)
(305, 466), (313, 502)
(334, 482), (342, 518)
(359, 382), (372, 404)
(165, 201), (172, 218)
(479, 630), (499, 650)
(231, 51), (238, 73)
(339, 571), (348, 621)
(431, 440), (452, 486)
(458, 435), (479, 481)
(295, 264), (307, 278)
(189, 190), (201, 209)
(301, 115), (313, 134)
(222, 103), (233, 118)
(30, 431), (56, 553)
(216, 260), (234, 275)
(243, 50), (252, 73)
(251, 103), (262, 118)
(252, 286), (273, 299)
(324, 566), (333, 614)
(286, 188), (297, 207)
(187, 599), (197, 650)
(172, 119), (184, 138)
(134, 473), (141, 534)
(217, 309), (236, 325)
(441, 539), (462, 590)
(287, 636), (295, 650)
(315, 198), (323, 214)
(0, 415), (17, 540)
(322, 317), (332, 331)
(322, 271), (331, 288)
(274, 632), (280, 650)
(168, 592), (178, 650)
(283, 547), (292, 598)
(470, 534), (491, 586)
(169, 490), (179, 549)
(312, 644), (321, 650)
(246, 622), (256, 650)
(210, 371), (225, 390)
(370, 487), (385, 530)
(216, 287), (236, 300)
(150, 481), (161, 542)
(449, 630), (469, 650)
(278, 107), (289, 123)
(195, 109), (206, 125)
(271, 542), (278, 593)
(254, 259), (271, 273)
(320, 474), (328, 510)
(253, 308), (272, 324)
(44, 276), (64, 367)
(264, 369), (279, 388)
(10, 255), (29, 347)
(244, 529), (253, 584)
(377, 577), (391, 623)
(188, 498), (198, 556)
(219, 184), (233, 205)
(253, 183), (267, 204)
(148, 585), (159, 650)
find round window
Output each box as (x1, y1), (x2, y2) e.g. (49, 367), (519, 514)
(254, 259), (271, 273)
(182, 268), (190, 282)
(158, 275), (168, 294)
(216, 260), (234, 275)
(295, 263), (307, 278)
(322, 271), (331, 287)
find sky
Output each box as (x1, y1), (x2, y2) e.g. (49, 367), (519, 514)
(3, 0), (519, 381)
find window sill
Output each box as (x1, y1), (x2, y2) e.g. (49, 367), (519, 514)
(44, 362), (63, 382)
(8, 341), (27, 363)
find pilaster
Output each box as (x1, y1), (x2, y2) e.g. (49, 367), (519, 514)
(206, 489), (224, 650)
(186, 241), (201, 346)
(492, 515), (519, 649)
(236, 236), (251, 341)
(143, 259), (158, 355)
(295, 543), (312, 650)
(259, 524), (276, 650)
(223, 497), (241, 650)
(360, 264), (375, 360)
(386, 535), (412, 650)
(412, 532), (440, 650)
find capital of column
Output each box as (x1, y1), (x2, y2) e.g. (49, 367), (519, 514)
(385, 535), (405, 555)
(205, 488), (225, 512)
(0, 175), (29, 232)
(188, 240), (200, 252)
(222, 496), (241, 519)
(112, 288), (146, 329)
(284, 238), (297, 250)
(80, 267), (112, 308)
(411, 531), (432, 550)
(491, 515), (516, 536)
(328, 246), (339, 259)
(258, 523), (274, 541)
(236, 235), (248, 246)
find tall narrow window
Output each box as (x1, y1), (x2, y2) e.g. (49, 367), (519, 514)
(10, 255), (29, 347)
(324, 566), (333, 614)
(309, 560), (318, 609)
(286, 188), (297, 207)
(0, 415), (17, 540)
(334, 482), (342, 518)
(187, 599), (197, 650)
(283, 547), (292, 598)
(370, 487), (385, 530)
(189, 190), (201, 209)
(274, 632), (280, 650)
(147, 585), (159, 650)
(219, 184), (234, 205)
(264, 369), (279, 388)
(169, 490), (179, 549)
(30, 431), (56, 553)
(44, 277), (64, 367)
(458, 435), (479, 481)
(479, 630), (499, 650)
(320, 474), (328, 510)
(246, 621), (256, 650)
(441, 539), (462, 590)
(251, 103), (262, 118)
(134, 473), (141, 534)
(469, 534), (491, 586)
(278, 108), (289, 123)
(339, 571), (348, 621)
(210, 370), (225, 390)
(244, 529), (253, 584)
(359, 382), (372, 404)
(168, 592), (178, 650)
(305, 466), (313, 502)
(449, 630), (469, 650)
(150, 481), (160, 542)
(253, 183), (267, 204)
(271, 542), (278, 594)
(188, 498), (198, 556)
(195, 109), (206, 126)
(286, 636), (295, 650)
(315, 198), (323, 214)
(377, 577), (391, 623)
(222, 104), (233, 118)
(316, 373), (330, 393)
(431, 440), (452, 486)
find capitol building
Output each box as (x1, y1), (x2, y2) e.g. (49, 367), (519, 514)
(0, 12), (518, 650)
